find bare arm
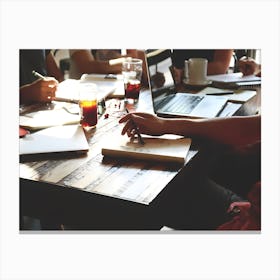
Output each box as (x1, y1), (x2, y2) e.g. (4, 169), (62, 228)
(207, 49), (233, 75)
(46, 51), (64, 82)
(71, 50), (122, 74)
(20, 77), (58, 104)
(120, 113), (261, 148)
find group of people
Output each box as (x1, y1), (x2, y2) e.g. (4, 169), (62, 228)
(20, 49), (261, 230)
(20, 49), (261, 104)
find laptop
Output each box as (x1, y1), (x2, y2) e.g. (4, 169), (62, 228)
(145, 49), (228, 118)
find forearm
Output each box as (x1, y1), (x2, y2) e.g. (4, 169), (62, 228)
(46, 52), (64, 82)
(207, 62), (229, 75)
(72, 50), (122, 74)
(78, 60), (121, 74)
(163, 115), (261, 147)
(207, 50), (233, 75)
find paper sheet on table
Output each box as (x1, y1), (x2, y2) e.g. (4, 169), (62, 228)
(55, 75), (124, 102)
(19, 103), (80, 130)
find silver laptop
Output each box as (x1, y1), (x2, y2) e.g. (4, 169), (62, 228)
(145, 49), (228, 118)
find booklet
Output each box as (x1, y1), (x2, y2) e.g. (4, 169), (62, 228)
(101, 135), (191, 165)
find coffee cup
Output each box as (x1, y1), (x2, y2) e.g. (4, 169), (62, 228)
(185, 58), (208, 85)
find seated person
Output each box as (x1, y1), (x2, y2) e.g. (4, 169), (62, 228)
(20, 49), (64, 104)
(119, 112), (261, 230)
(172, 49), (233, 84)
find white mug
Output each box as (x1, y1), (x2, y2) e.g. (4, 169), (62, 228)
(185, 58), (208, 85)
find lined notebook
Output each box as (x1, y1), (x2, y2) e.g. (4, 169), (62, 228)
(101, 135), (191, 165)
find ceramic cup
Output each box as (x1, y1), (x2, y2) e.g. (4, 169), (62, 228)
(185, 58), (208, 85)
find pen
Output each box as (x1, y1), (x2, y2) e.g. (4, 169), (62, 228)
(125, 108), (145, 145)
(109, 57), (127, 66)
(206, 92), (232, 96)
(32, 70), (46, 80)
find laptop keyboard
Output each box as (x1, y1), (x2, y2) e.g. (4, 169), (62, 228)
(161, 95), (203, 114)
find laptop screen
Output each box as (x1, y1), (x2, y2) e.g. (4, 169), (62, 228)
(145, 49), (176, 110)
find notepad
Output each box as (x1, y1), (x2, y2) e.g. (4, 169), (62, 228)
(20, 124), (89, 156)
(101, 135), (191, 165)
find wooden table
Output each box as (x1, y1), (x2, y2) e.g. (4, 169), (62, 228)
(19, 86), (261, 230)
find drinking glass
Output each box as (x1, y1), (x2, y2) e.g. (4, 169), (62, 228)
(79, 83), (98, 128)
(122, 58), (143, 103)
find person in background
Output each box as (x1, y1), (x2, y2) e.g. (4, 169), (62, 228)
(69, 49), (148, 86)
(238, 56), (261, 76)
(119, 112), (261, 230)
(20, 49), (64, 104)
(172, 49), (233, 84)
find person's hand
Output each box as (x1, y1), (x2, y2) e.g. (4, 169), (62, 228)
(238, 57), (261, 76)
(20, 77), (59, 104)
(119, 112), (166, 138)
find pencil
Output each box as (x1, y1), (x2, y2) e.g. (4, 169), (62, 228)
(125, 108), (145, 145)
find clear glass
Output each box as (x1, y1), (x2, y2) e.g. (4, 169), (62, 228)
(122, 58), (143, 104)
(79, 83), (98, 128)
